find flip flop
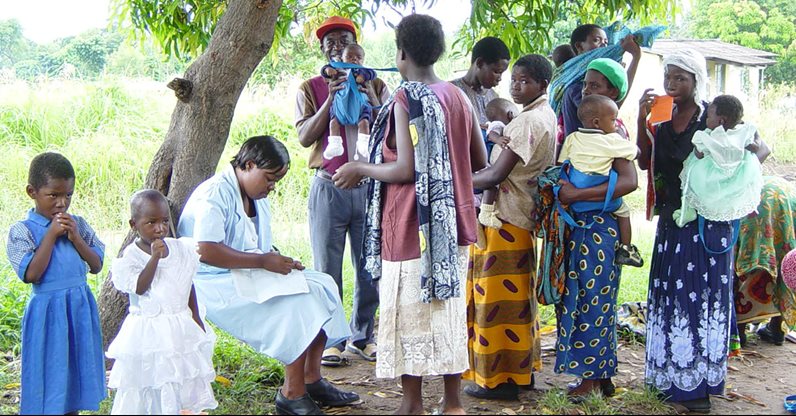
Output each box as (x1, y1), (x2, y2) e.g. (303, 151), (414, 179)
(321, 347), (347, 367)
(346, 343), (377, 362)
(785, 395), (796, 413)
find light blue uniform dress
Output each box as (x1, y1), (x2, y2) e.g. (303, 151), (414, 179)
(178, 166), (350, 364)
(6, 210), (107, 415)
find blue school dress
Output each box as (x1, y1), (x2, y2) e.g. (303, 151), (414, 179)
(6, 209), (107, 415)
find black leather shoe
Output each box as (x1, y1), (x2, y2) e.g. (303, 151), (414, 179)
(275, 389), (324, 415)
(306, 378), (360, 407)
(600, 378), (616, 397)
(463, 383), (519, 400)
(757, 324), (785, 346)
(678, 397), (711, 414)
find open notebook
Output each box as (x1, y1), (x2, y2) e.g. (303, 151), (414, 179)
(231, 268), (309, 304)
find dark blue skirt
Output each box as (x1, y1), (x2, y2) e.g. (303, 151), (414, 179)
(555, 212), (621, 379)
(645, 216), (734, 402)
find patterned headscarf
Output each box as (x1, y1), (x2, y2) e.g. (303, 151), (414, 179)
(662, 49), (709, 111)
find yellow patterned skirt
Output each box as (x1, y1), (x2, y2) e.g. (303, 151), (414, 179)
(464, 222), (541, 388)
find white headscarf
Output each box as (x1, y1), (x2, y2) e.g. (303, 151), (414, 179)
(663, 48), (709, 111)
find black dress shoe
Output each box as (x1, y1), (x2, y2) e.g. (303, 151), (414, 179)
(600, 378), (615, 397)
(463, 383), (519, 400)
(275, 389), (324, 415)
(677, 397), (711, 414)
(306, 378), (360, 407)
(757, 324), (785, 346)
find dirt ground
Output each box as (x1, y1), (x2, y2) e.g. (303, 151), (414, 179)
(319, 331), (796, 415)
(763, 158), (796, 182)
(314, 163), (796, 415)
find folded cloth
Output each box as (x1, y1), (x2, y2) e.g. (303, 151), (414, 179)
(548, 22), (667, 114)
(616, 301), (647, 337)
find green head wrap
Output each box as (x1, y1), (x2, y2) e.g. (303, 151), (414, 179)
(586, 58), (628, 101)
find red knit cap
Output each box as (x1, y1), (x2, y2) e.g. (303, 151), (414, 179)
(316, 16), (357, 41)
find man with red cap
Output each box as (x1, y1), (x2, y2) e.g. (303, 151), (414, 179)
(295, 16), (388, 372)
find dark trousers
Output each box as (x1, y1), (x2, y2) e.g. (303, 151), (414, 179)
(308, 174), (379, 348)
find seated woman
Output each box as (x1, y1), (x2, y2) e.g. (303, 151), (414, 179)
(178, 135), (359, 415)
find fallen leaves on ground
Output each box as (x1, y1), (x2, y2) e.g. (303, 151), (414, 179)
(214, 375), (231, 387)
(724, 391), (767, 407)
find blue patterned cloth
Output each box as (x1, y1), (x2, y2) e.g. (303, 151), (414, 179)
(363, 81), (461, 303)
(645, 217), (734, 402)
(6, 209), (106, 414)
(555, 211), (621, 379)
(549, 22), (667, 115)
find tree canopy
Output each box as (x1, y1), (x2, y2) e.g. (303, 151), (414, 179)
(688, 0), (796, 84)
(113, 0), (676, 61)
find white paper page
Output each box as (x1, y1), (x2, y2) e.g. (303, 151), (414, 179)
(231, 268), (309, 304)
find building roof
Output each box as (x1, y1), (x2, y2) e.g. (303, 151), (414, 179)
(645, 39), (778, 66)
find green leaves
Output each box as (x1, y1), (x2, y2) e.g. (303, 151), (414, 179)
(114, 0), (673, 64)
(689, 0), (796, 84)
(112, 0), (225, 59)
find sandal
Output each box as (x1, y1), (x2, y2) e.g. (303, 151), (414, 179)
(567, 379), (601, 404)
(346, 342), (377, 362)
(321, 347), (346, 367)
(785, 394), (796, 413)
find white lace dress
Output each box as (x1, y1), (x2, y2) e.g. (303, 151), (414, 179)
(680, 124), (763, 221)
(107, 238), (217, 415)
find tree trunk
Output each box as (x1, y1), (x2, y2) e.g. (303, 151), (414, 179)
(97, 0), (284, 355)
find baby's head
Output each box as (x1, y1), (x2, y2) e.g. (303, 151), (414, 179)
(342, 43), (365, 66)
(26, 152), (76, 220)
(129, 189), (171, 244)
(552, 44), (575, 68)
(707, 95), (743, 130)
(577, 94), (619, 134)
(485, 98), (518, 125)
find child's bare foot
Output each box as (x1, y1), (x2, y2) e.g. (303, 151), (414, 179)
(395, 403), (425, 415)
(441, 405), (466, 415)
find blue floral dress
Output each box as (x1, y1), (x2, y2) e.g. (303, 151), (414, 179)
(644, 105), (734, 402)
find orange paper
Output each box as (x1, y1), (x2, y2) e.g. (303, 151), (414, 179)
(649, 95), (674, 124)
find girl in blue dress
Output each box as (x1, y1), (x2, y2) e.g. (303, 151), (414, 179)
(6, 152), (107, 415)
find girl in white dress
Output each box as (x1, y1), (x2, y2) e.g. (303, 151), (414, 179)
(107, 190), (217, 415)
